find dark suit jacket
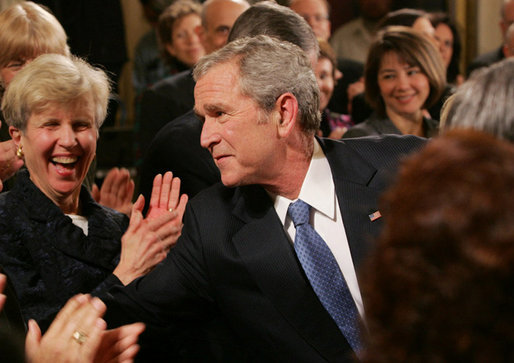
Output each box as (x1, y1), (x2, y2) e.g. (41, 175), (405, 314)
(467, 46), (504, 77)
(139, 109), (220, 210)
(343, 113), (438, 139)
(107, 136), (425, 361)
(137, 70), (195, 153)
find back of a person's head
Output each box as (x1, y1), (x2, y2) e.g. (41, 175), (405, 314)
(377, 8), (427, 30)
(0, 1), (69, 69)
(442, 58), (514, 142)
(228, 1), (318, 55)
(362, 129), (514, 362)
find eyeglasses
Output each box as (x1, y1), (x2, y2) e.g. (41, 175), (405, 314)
(301, 13), (329, 24)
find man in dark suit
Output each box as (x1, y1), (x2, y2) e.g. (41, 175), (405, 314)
(138, 1), (318, 203)
(107, 35), (425, 361)
(136, 0), (250, 155)
(467, 0), (514, 76)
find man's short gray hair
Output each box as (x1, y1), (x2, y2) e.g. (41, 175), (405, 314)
(442, 58), (514, 142)
(193, 35), (320, 134)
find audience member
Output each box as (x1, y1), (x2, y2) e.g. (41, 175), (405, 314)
(467, 0), (514, 76)
(503, 22), (514, 58)
(135, 0), (249, 159)
(430, 12), (464, 85)
(441, 57), (514, 142)
(362, 129), (514, 362)
(0, 1), (69, 192)
(139, 1), (317, 206)
(350, 9), (452, 124)
(344, 27), (445, 138)
(330, 0), (393, 63)
(104, 34), (425, 361)
(316, 39), (353, 139)
(0, 1), (137, 219)
(138, 0), (257, 206)
(289, 0), (365, 118)
(132, 0), (176, 96)
(288, 0), (331, 41)
(157, 0), (205, 72)
(0, 53), (187, 331)
(377, 8), (435, 37)
(0, 273), (145, 363)
(226, 1), (318, 64)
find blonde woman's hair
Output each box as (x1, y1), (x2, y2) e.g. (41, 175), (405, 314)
(2, 54), (111, 130)
(0, 1), (70, 68)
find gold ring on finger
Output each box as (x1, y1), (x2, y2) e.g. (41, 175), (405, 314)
(72, 330), (88, 345)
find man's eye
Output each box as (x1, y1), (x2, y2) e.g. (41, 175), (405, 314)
(216, 26), (230, 35)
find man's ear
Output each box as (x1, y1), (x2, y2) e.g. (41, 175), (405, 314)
(9, 126), (21, 146)
(275, 92), (299, 138)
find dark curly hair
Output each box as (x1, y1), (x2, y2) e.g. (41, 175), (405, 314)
(362, 129), (514, 362)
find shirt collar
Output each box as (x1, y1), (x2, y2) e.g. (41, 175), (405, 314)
(273, 139), (336, 224)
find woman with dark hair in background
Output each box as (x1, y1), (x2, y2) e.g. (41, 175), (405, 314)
(344, 26), (446, 138)
(157, 0), (205, 72)
(430, 12), (464, 86)
(350, 8), (453, 124)
(315, 39), (354, 139)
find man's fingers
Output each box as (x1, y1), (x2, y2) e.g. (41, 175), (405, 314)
(159, 171), (174, 209)
(168, 177), (181, 210)
(149, 174), (163, 208)
(175, 194), (189, 219)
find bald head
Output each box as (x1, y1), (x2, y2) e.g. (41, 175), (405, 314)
(199, 0), (250, 53)
(500, 0), (514, 38)
(289, 0), (331, 40)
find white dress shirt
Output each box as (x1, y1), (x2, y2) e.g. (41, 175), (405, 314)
(271, 139), (364, 317)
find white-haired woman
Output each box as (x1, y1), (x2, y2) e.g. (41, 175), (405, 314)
(0, 53), (187, 331)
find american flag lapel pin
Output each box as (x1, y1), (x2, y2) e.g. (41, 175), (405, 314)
(368, 210), (382, 222)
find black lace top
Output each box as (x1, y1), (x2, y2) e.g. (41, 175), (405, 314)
(0, 170), (129, 331)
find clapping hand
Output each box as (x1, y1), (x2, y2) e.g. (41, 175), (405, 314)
(0, 138), (24, 191)
(92, 168), (135, 217)
(113, 172), (188, 285)
(25, 294), (145, 363)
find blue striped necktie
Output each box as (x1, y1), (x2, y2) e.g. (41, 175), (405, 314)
(288, 199), (362, 352)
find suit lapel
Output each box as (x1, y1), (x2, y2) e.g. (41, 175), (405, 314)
(231, 186), (350, 359)
(320, 138), (384, 271)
